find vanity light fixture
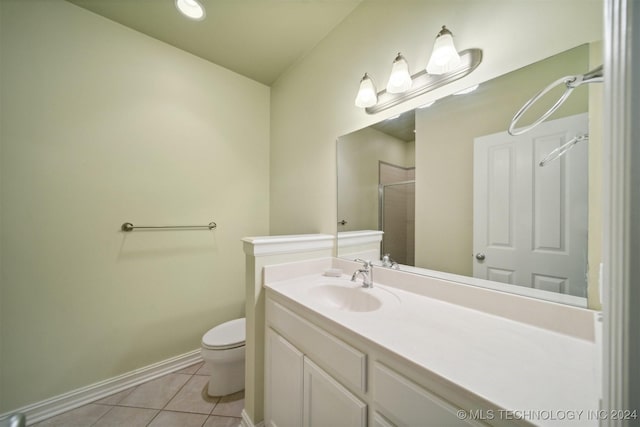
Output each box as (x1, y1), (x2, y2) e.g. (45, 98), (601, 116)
(426, 26), (461, 75)
(386, 53), (412, 93)
(175, 0), (206, 21)
(354, 73), (378, 108)
(355, 25), (482, 114)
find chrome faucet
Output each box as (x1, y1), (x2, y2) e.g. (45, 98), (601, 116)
(351, 259), (373, 288)
(381, 253), (400, 269)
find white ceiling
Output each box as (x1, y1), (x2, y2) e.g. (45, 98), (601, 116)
(66, 0), (362, 86)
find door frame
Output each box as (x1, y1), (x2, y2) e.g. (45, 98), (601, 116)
(602, 0), (640, 423)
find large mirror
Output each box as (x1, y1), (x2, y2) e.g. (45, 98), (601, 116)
(337, 43), (602, 307)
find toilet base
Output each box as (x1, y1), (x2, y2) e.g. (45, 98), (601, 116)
(204, 358), (245, 397)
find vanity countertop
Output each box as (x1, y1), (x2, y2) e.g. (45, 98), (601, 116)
(264, 265), (601, 427)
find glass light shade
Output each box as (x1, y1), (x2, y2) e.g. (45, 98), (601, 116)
(175, 0), (206, 20)
(355, 73), (378, 108)
(426, 26), (461, 75)
(386, 53), (412, 94)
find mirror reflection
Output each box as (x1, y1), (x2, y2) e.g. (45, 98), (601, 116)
(337, 43), (602, 307)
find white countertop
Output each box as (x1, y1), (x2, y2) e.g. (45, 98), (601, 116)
(264, 272), (601, 427)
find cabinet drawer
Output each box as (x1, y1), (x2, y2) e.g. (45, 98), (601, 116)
(266, 298), (366, 392)
(373, 362), (487, 427)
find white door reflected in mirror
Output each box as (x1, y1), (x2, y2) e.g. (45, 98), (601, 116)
(473, 113), (588, 297)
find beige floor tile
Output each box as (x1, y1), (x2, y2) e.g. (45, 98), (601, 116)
(93, 387), (135, 405)
(195, 363), (210, 376)
(164, 375), (218, 414)
(203, 415), (242, 427)
(93, 406), (158, 426)
(175, 361), (205, 375)
(148, 411), (209, 427)
(118, 373), (191, 409)
(211, 391), (244, 417)
(32, 404), (111, 426)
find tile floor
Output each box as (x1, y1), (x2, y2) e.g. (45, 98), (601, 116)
(32, 362), (243, 427)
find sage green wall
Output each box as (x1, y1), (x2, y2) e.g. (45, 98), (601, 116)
(414, 45), (589, 277)
(337, 127), (412, 233)
(0, 0), (269, 412)
(269, 0), (602, 239)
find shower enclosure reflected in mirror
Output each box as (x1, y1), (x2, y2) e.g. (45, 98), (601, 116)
(337, 43), (602, 307)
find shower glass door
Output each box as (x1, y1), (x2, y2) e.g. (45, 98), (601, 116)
(379, 161), (415, 265)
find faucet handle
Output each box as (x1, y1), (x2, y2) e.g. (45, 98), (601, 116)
(381, 253), (391, 267)
(352, 258), (374, 288)
(354, 258), (372, 269)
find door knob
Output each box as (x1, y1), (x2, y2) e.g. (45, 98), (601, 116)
(475, 253), (486, 261)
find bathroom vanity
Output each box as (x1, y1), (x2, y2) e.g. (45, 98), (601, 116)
(262, 258), (600, 427)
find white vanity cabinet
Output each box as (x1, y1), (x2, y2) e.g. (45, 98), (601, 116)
(265, 295), (493, 427)
(265, 327), (367, 427)
(265, 299), (367, 427)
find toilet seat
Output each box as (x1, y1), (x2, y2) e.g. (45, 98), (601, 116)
(202, 318), (245, 350)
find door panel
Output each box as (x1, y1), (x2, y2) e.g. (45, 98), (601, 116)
(473, 113), (588, 297)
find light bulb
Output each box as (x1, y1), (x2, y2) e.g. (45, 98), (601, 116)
(418, 101), (435, 109)
(453, 84), (479, 95)
(175, 0), (206, 20)
(386, 53), (412, 94)
(426, 26), (461, 75)
(355, 73), (378, 108)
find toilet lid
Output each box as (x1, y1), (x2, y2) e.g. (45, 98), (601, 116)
(202, 318), (245, 350)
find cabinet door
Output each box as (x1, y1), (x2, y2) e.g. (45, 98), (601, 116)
(303, 358), (367, 427)
(265, 328), (304, 427)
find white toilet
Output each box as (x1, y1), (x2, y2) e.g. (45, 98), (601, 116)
(200, 317), (246, 397)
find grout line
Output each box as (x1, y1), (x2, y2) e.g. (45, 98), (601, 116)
(208, 389), (220, 416)
(143, 372), (195, 426)
(89, 404), (115, 427)
(145, 409), (161, 427)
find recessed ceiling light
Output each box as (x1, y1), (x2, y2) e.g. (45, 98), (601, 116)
(453, 84), (479, 95)
(175, 0), (206, 21)
(417, 101), (435, 109)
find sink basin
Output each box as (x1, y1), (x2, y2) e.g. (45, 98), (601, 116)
(309, 284), (383, 312)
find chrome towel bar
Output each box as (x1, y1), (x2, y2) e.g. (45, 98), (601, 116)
(121, 222), (217, 232)
(539, 134), (588, 167)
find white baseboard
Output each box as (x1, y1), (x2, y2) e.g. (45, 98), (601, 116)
(240, 409), (264, 427)
(0, 349), (202, 426)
